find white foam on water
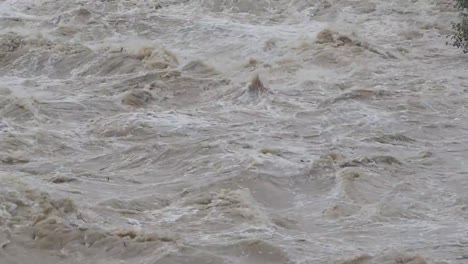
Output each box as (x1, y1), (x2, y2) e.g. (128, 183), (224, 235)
(0, 0), (467, 264)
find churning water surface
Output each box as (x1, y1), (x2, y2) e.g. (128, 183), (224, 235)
(0, 0), (468, 263)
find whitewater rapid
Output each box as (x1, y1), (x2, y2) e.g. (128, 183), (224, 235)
(0, 0), (467, 263)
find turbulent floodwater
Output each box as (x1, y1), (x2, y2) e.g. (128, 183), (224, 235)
(0, 0), (468, 263)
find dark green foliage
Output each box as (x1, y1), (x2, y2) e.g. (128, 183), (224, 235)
(448, 0), (468, 53)
(454, 0), (468, 9)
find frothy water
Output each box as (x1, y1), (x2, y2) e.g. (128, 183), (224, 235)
(1, 0), (467, 263)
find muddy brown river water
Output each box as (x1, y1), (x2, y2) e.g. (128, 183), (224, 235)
(0, 0), (468, 263)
